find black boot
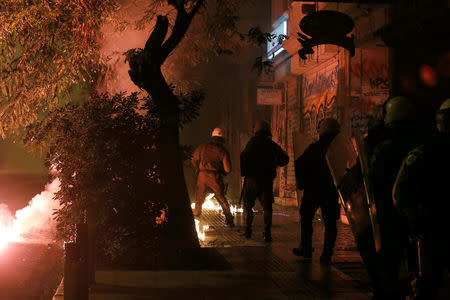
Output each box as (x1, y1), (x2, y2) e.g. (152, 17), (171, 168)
(244, 227), (252, 239)
(292, 246), (313, 259)
(263, 230), (272, 243)
(320, 253), (332, 265)
(225, 214), (235, 228)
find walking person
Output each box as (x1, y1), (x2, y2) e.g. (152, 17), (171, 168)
(192, 127), (234, 227)
(240, 120), (289, 242)
(293, 118), (341, 265)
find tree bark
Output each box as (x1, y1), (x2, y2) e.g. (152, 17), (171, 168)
(128, 1), (205, 250)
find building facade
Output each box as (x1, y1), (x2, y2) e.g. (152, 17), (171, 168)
(219, 0), (448, 209)
(263, 1), (391, 209)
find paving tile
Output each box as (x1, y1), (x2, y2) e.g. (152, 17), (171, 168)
(194, 204), (373, 299)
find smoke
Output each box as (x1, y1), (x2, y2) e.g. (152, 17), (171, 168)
(0, 178), (61, 246)
(100, 0), (160, 96)
(101, 22), (151, 95)
(100, 1), (191, 96)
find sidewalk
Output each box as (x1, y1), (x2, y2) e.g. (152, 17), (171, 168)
(87, 205), (374, 299)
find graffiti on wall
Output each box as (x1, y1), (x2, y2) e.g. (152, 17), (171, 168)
(350, 48), (390, 132)
(302, 62), (339, 138)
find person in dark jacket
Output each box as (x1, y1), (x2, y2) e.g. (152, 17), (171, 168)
(192, 127), (234, 227)
(240, 120), (289, 242)
(293, 118), (340, 265)
(370, 96), (422, 299)
(393, 99), (450, 300)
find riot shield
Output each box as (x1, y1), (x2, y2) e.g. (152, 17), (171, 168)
(327, 132), (382, 288)
(326, 132), (371, 239)
(354, 131), (382, 252)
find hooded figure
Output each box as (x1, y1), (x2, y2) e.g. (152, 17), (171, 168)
(240, 120), (289, 242)
(192, 127), (234, 227)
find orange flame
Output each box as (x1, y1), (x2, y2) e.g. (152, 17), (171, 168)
(191, 193), (242, 241)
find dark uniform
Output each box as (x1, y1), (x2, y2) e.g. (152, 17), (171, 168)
(240, 129), (289, 242)
(192, 136), (233, 225)
(366, 104), (387, 156)
(294, 133), (340, 263)
(393, 132), (450, 299)
(370, 122), (422, 299)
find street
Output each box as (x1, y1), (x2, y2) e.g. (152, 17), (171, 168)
(89, 204), (375, 299)
(198, 204), (373, 299)
(0, 242), (63, 300)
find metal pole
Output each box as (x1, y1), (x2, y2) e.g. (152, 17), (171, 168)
(64, 243), (80, 300)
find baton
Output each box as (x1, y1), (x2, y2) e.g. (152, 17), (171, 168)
(417, 237), (423, 278)
(239, 177), (247, 207)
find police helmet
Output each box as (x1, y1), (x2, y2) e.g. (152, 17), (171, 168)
(211, 127), (224, 137)
(384, 96), (416, 125)
(436, 99), (450, 133)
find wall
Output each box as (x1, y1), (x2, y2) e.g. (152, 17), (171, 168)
(349, 48), (389, 133)
(301, 59), (339, 138)
(271, 0), (289, 24)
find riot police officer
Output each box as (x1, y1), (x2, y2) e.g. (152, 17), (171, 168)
(192, 127), (234, 227)
(366, 104), (386, 155)
(393, 99), (450, 299)
(293, 118), (340, 265)
(240, 120), (289, 242)
(370, 96), (423, 299)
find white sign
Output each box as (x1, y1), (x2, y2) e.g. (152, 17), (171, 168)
(257, 88), (282, 105)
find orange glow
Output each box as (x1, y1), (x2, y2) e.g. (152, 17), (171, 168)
(191, 193), (242, 240)
(194, 219), (209, 241)
(419, 64), (438, 87)
(0, 209), (15, 249)
(191, 193), (243, 214)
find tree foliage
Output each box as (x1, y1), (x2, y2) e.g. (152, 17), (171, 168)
(0, 0), (124, 136)
(25, 92), (158, 263)
(0, 0), (275, 137)
(24, 90), (204, 263)
(4, 0), (275, 254)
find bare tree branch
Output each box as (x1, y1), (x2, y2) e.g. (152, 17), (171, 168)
(188, 0), (204, 17)
(144, 15), (169, 55)
(167, 0), (185, 10)
(159, 0), (204, 64)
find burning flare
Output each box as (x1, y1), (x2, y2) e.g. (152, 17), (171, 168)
(191, 193), (243, 214)
(0, 179), (61, 249)
(191, 193), (242, 241)
(194, 219), (209, 241)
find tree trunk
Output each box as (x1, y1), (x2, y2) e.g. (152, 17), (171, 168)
(145, 70), (199, 250)
(127, 2), (205, 252)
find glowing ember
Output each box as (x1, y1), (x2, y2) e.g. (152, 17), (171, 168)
(194, 219), (209, 241)
(0, 179), (60, 249)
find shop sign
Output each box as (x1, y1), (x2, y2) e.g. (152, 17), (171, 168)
(257, 88), (282, 105)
